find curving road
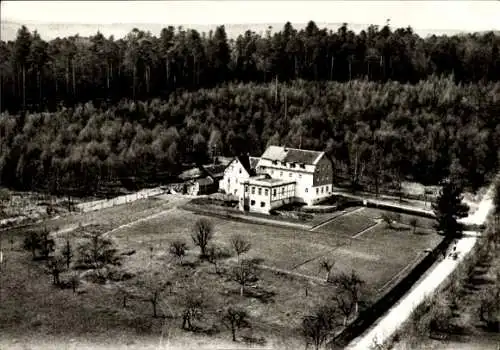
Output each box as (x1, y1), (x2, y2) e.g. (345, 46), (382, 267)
(345, 177), (498, 350)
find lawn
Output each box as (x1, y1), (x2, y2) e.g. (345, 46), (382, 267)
(313, 209), (377, 236)
(0, 199), (444, 349)
(358, 207), (436, 229)
(113, 207), (442, 303)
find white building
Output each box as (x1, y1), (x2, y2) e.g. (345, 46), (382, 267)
(240, 176), (296, 214)
(219, 155), (259, 197)
(219, 146), (334, 214)
(256, 146), (333, 206)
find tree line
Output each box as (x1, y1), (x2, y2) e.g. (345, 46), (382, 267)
(1, 22), (500, 112)
(1, 75), (499, 196)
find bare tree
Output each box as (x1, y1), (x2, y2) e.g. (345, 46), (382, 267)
(231, 259), (258, 297)
(319, 258), (335, 282)
(46, 255), (66, 286)
(230, 234), (251, 263)
(169, 239), (187, 264)
(206, 244), (225, 274)
(334, 291), (354, 326)
(61, 237), (73, 269)
(381, 213), (399, 229)
(70, 272), (80, 294)
(136, 273), (168, 318)
(39, 228), (55, 260)
(23, 231), (41, 259)
(181, 287), (205, 331)
(191, 218), (214, 257)
(409, 218), (418, 234)
(77, 233), (118, 271)
(332, 270), (365, 315)
(222, 306), (250, 342)
(302, 304), (338, 350)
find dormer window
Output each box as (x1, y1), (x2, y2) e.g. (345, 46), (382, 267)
(290, 163), (296, 168)
(300, 164), (305, 169)
(272, 160), (278, 165)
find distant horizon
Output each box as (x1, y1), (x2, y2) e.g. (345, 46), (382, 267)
(0, 19), (489, 42)
(2, 1), (500, 35)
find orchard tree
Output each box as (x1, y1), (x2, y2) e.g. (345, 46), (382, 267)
(410, 218), (419, 234)
(222, 306), (250, 342)
(181, 286), (206, 330)
(302, 304), (338, 350)
(230, 234), (251, 263)
(169, 239), (187, 264)
(77, 232), (118, 270)
(231, 258), (258, 297)
(61, 237), (73, 269)
(319, 258), (335, 282)
(46, 255), (66, 286)
(332, 270), (365, 315)
(191, 218), (214, 258)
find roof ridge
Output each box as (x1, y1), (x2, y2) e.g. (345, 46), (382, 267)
(271, 145), (323, 154)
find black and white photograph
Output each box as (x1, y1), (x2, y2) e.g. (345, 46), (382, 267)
(1, 1), (500, 349)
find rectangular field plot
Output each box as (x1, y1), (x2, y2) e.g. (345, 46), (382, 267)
(113, 208), (442, 301)
(313, 211), (377, 236)
(358, 207), (436, 229)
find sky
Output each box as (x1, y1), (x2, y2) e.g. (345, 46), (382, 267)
(2, 0), (500, 32)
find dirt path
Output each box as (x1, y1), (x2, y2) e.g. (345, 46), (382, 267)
(345, 178), (498, 350)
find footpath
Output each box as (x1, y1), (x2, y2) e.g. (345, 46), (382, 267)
(345, 178), (497, 350)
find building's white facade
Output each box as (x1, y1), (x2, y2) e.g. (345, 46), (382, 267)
(239, 177), (296, 214)
(218, 156), (257, 197)
(219, 146), (334, 214)
(256, 146), (333, 206)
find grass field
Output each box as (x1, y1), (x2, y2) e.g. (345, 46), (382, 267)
(313, 209), (376, 236)
(0, 197), (443, 349)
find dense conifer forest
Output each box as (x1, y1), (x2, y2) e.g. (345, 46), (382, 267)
(0, 21), (499, 196)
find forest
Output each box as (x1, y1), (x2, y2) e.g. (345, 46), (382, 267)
(0, 22), (499, 196)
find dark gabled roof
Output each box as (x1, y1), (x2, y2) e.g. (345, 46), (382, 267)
(201, 164), (226, 178)
(237, 155), (256, 176)
(196, 177), (214, 186)
(261, 145), (324, 165)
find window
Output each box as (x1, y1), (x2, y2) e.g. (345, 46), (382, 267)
(305, 188), (308, 193)
(272, 160), (278, 165)
(280, 171), (283, 177)
(282, 161), (286, 166)
(300, 164), (305, 169)
(316, 188), (319, 195)
(290, 163), (296, 168)
(251, 200), (255, 206)
(245, 186), (248, 193)
(258, 188), (262, 195)
(321, 187), (324, 194)
(228, 178), (230, 183)
(289, 172), (292, 177)
(239, 168), (242, 174)
(236, 179), (238, 184)
(273, 189), (277, 196)
(299, 174), (302, 179)
(282, 187), (285, 195)
(234, 189), (237, 195)
(251, 187), (255, 194)
(271, 170), (274, 175)
(264, 189), (269, 196)
(326, 185), (329, 192)
(260, 202), (265, 207)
